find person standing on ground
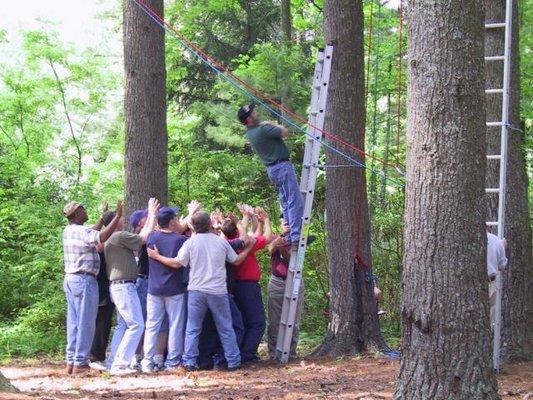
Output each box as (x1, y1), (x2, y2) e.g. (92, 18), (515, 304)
(62, 200), (122, 374)
(105, 198), (159, 375)
(237, 104), (304, 247)
(486, 231), (508, 327)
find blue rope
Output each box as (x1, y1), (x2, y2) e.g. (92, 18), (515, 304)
(131, 0), (404, 187)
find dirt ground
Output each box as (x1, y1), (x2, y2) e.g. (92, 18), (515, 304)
(1, 357), (532, 400)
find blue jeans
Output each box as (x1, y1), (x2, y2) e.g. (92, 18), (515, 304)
(266, 161), (303, 244)
(183, 291), (240, 369)
(143, 293), (186, 367)
(107, 282), (145, 369)
(63, 274), (99, 366)
(198, 294), (244, 369)
(233, 281), (266, 362)
(136, 276), (149, 321)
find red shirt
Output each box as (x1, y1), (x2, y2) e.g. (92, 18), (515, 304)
(234, 235), (267, 281)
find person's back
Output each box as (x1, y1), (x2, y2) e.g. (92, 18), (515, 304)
(180, 232), (235, 294)
(105, 230), (142, 281)
(245, 123), (289, 166)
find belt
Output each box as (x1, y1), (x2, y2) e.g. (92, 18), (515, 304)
(266, 159), (289, 167)
(138, 274), (148, 279)
(110, 280), (136, 285)
(68, 271), (97, 278)
(488, 275), (496, 282)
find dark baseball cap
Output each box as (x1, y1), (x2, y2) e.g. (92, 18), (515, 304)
(129, 209), (148, 230)
(237, 103), (256, 124)
(157, 206), (180, 227)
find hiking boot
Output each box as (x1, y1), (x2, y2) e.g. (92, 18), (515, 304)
(72, 364), (90, 374)
(66, 363), (74, 374)
(184, 364), (199, 372)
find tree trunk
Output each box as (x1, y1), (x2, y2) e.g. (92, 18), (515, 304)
(315, 0), (386, 357)
(484, 0), (533, 362)
(394, 1), (500, 398)
(124, 0), (168, 216)
(280, 0), (292, 122)
(0, 372), (17, 393)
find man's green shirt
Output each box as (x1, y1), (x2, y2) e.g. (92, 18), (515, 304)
(245, 123), (290, 165)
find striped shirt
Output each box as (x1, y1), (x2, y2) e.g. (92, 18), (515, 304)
(63, 224), (101, 275)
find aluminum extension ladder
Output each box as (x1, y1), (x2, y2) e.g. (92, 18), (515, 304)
(484, 0), (513, 372)
(275, 45), (333, 363)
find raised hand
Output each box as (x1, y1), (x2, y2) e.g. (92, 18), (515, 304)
(115, 200), (124, 218)
(147, 197), (160, 215)
(187, 200), (202, 216)
(102, 201), (109, 213)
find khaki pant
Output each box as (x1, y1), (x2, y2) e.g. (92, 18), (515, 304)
(489, 279), (497, 328)
(267, 275), (304, 359)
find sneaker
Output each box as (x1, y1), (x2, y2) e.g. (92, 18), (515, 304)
(89, 361), (107, 371)
(184, 364), (199, 372)
(226, 364), (241, 371)
(140, 360), (155, 374)
(109, 366), (137, 376)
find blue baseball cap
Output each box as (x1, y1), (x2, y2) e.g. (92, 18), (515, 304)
(157, 206), (180, 227)
(129, 209), (148, 230)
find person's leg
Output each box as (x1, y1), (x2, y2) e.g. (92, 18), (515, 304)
(73, 275), (99, 366)
(141, 294), (165, 370)
(213, 294), (244, 368)
(234, 281), (266, 362)
(182, 290), (208, 368)
(267, 165), (290, 227)
(280, 162), (304, 244)
(134, 276), (149, 364)
(198, 311), (218, 370)
(207, 293), (241, 369)
(90, 302), (115, 362)
(164, 293), (186, 368)
(110, 283), (145, 369)
(267, 275), (284, 358)
(63, 275), (80, 367)
(489, 280), (497, 328)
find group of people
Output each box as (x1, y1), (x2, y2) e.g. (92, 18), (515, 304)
(62, 198), (304, 375)
(62, 104), (310, 375)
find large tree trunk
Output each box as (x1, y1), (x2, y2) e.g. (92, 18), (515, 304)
(484, 0), (533, 362)
(280, 0), (292, 122)
(394, 1), (500, 398)
(0, 372), (17, 393)
(124, 0), (168, 215)
(316, 0), (386, 357)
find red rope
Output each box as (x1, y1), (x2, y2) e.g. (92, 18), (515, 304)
(134, 0), (400, 172)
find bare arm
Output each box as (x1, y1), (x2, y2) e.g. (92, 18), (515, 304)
(139, 198), (160, 243)
(177, 200), (202, 233)
(256, 207), (273, 243)
(147, 246), (183, 269)
(91, 201), (109, 231)
(98, 200), (123, 243)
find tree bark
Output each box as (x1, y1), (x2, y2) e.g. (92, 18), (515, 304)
(316, 0), (386, 357)
(0, 372), (17, 393)
(280, 0), (292, 122)
(484, 0), (533, 362)
(124, 0), (168, 216)
(394, 1), (500, 398)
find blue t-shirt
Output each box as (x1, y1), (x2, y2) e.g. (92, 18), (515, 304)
(147, 231), (188, 296)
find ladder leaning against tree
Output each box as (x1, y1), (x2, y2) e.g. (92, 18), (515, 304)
(484, 0), (514, 372)
(275, 45), (333, 363)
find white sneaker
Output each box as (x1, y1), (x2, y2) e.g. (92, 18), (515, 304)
(140, 359), (155, 374)
(153, 354), (165, 370)
(89, 361), (107, 371)
(109, 366), (137, 376)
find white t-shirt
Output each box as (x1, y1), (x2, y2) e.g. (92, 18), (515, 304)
(487, 232), (507, 276)
(176, 232), (238, 295)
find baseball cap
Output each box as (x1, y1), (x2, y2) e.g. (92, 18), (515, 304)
(237, 103), (256, 124)
(157, 206), (180, 227)
(129, 209), (148, 230)
(63, 202), (84, 218)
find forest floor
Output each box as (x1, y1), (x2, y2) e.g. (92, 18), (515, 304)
(1, 356), (532, 400)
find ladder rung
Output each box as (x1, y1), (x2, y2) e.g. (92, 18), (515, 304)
(486, 221), (498, 226)
(487, 155), (501, 160)
(486, 121), (504, 127)
(485, 23), (506, 29)
(485, 56), (505, 61)
(485, 188), (500, 193)
(485, 88), (504, 94)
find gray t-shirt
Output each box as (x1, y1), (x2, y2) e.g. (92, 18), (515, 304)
(105, 231), (143, 281)
(176, 232), (238, 295)
(245, 123), (290, 165)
